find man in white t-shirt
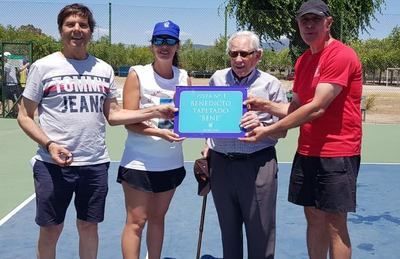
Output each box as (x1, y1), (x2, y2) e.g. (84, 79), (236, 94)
(17, 4), (176, 259)
(2, 52), (24, 115)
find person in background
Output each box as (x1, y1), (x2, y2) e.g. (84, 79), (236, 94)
(18, 57), (31, 88)
(2, 52), (29, 112)
(17, 4), (176, 259)
(241, 0), (363, 258)
(3, 52), (18, 90)
(118, 20), (190, 259)
(202, 30), (287, 259)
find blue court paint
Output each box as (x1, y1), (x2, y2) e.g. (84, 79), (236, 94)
(0, 163), (399, 258)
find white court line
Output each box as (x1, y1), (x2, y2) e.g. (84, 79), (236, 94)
(0, 193), (35, 226)
(277, 162), (400, 165)
(360, 162), (400, 165)
(112, 160), (400, 165)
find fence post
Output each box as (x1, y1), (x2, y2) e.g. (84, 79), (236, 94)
(109, 2), (112, 45)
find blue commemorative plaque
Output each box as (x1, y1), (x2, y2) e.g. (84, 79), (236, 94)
(174, 86), (247, 138)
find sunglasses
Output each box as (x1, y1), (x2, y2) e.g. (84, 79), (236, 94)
(152, 37), (179, 46)
(228, 50), (256, 58)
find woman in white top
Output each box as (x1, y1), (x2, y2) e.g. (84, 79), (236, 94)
(118, 20), (191, 259)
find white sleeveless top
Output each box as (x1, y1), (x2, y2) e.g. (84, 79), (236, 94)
(119, 64), (188, 171)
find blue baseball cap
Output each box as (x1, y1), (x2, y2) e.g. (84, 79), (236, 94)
(152, 20), (180, 39)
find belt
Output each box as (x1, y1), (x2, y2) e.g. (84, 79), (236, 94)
(213, 146), (275, 160)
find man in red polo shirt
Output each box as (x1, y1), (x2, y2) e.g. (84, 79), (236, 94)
(240, 0), (362, 258)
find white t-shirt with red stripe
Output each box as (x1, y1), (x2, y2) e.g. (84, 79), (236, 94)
(23, 52), (117, 165)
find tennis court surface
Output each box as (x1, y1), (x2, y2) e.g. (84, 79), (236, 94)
(1, 162), (399, 259)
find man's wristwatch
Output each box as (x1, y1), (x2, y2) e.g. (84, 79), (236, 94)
(45, 140), (56, 152)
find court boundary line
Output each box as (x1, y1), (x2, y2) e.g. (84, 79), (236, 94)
(0, 193), (35, 226)
(359, 162), (400, 165)
(112, 160), (400, 165)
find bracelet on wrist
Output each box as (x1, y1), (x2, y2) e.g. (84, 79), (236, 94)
(45, 140), (55, 152)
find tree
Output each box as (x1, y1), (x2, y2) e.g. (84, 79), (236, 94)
(0, 24), (59, 61)
(350, 35), (399, 84)
(225, 0), (385, 63)
(18, 24), (43, 35)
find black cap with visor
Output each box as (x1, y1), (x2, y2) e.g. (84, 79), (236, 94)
(296, 0), (331, 18)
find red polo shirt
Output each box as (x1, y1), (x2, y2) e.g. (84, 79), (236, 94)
(293, 40), (362, 157)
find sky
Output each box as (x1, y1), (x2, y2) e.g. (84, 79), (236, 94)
(359, 0), (400, 39)
(0, 0), (399, 45)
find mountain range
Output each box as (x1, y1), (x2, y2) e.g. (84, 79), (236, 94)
(192, 38), (290, 51)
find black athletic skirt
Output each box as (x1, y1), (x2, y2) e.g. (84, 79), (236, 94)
(117, 166), (186, 193)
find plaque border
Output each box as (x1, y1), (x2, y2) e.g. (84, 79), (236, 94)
(174, 86), (247, 138)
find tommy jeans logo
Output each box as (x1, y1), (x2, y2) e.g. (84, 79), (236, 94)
(42, 74), (111, 113)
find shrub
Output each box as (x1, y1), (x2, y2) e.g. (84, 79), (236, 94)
(364, 94), (376, 110)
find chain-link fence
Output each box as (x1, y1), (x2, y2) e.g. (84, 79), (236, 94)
(0, 1), (399, 123)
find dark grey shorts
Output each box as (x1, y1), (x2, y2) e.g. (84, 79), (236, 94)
(5, 83), (21, 100)
(117, 166), (186, 193)
(33, 160), (109, 226)
(288, 153), (360, 213)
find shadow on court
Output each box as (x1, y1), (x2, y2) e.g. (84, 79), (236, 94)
(0, 163), (399, 258)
